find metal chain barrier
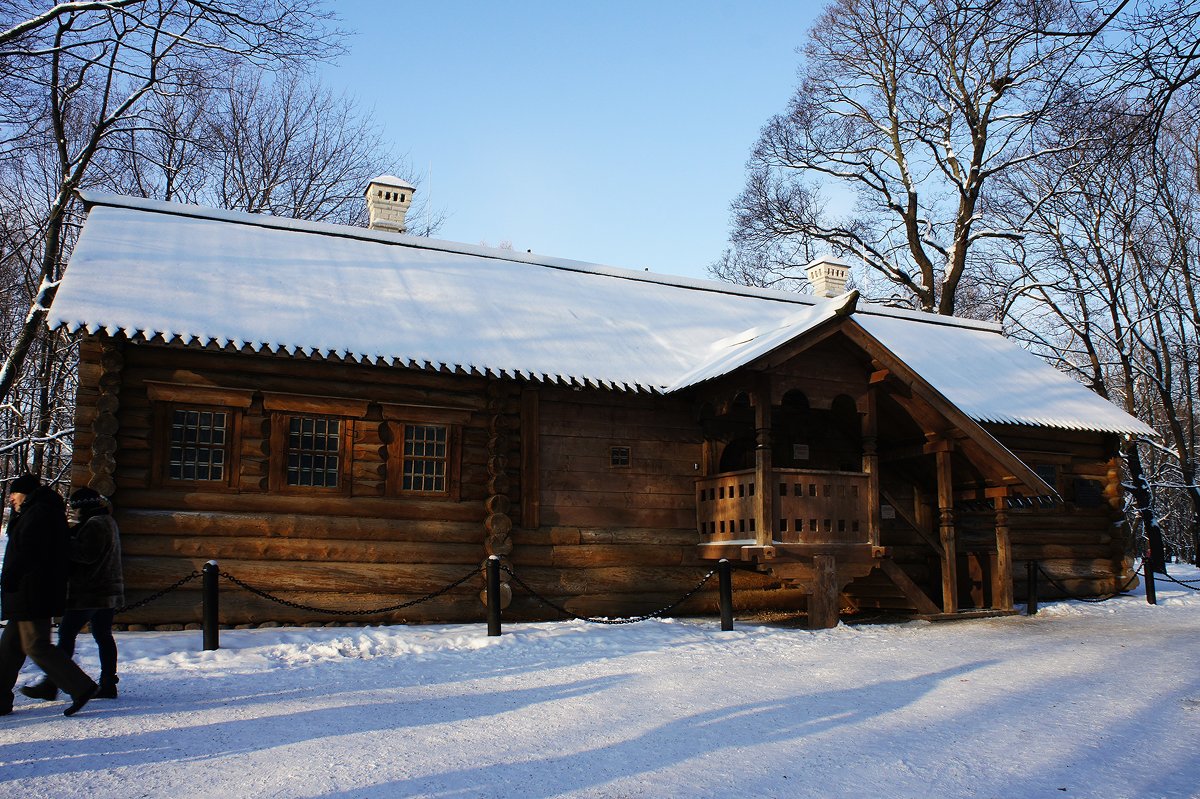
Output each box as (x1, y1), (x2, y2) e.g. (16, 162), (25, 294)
(1036, 563), (1141, 604)
(500, 563), (717, 625)
(115, 570), (202, 614)
(1155, 568), (1200, 590)
(217, 565), (481, 616)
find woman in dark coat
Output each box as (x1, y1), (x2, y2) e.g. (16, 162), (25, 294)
(21, 486), (124, 700)
(1, 474), (99, 716)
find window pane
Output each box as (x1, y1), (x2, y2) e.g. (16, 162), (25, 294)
(286, 415), (342, 488)
(168, 407), (230, 482)
(401, 424), (448, 493)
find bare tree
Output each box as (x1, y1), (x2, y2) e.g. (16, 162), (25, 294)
(103, 67), (441, 233)
(714, 0), (1112, 315)
(0, 0), (339, 483)
(998, 104), (1200, 562)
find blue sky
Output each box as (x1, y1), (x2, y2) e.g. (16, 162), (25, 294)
(328, 1), (823, 280)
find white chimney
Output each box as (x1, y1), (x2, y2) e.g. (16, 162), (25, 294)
(804, 255), (850, 298)
(365, 175), (415, 233)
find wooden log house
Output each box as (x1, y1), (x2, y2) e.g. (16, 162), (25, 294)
(48, 183), (1154, 628)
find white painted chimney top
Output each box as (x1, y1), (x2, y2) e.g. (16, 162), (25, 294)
(365, 175), (416, 233)
(804, 255), (850, 298)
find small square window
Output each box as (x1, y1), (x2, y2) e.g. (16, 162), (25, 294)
(286, 415), (341, 488)
(610, 446), (631, 468)
(1034, 464), (1058, 488)
(168, 408), (228, 482)
(402, 424), (448, 492)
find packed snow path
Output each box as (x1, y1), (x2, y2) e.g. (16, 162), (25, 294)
(1, 570), (1198, 799)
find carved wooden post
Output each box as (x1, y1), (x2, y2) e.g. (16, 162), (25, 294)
(753, 379), (773, 548)
(482, 381), (513, 611)
(862, 386), (881, 547)
(809, 554), (839, 629)
(992, 493), (1014, 611)
(89, 336), (124, 497)
(935, 445), (957, 613)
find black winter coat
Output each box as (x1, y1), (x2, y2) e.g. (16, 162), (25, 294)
(67, 511), (125, 610)
(1, 486), (70, 620)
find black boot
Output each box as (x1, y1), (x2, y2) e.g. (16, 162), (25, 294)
(97, 674), (118, 699)
(64, 683), (99, 717)
(19, 679), (58, 701)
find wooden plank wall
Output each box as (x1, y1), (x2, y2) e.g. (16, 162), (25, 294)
(506, 387), (794, 620)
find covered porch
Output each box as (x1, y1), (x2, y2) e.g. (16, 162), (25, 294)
(677, 300), (1051, 627)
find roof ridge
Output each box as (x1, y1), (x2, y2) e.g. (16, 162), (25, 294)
(75, 191), (1002, 333)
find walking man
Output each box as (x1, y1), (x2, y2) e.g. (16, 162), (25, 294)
(1, 474), (100, 717)
(21, 486), (125, 701)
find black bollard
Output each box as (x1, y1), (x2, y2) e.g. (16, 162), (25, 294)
(718, 559), (734, 631)
(486, 555), (502, 637)
(1026, 560), (1038, 615)
(203, 560), (220, 651)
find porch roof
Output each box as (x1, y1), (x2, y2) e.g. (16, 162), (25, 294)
(50, 193), (1153, 437)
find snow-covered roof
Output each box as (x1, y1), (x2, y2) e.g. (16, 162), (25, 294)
(666, 293), (856, 393)
(50, 193), (1154, 436)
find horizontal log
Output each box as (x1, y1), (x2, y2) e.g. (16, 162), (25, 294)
(123, 556), (486, 594)
(512, 528), (587, 547)
(1010, 544), (1122, 561)
(118, 508), (485, 544)
(539, 470), (698, 494)
(505, 565), (722, 595)
(550, 544), (685, 568)
(541, 454), (702, 479)
(122, 534), (485, 565)
(1018, 573), (1137, 599)
(538, 393), (693, 422)
(122, 352), (493, 409)
(538, 506), (694, 529)
(576, 527), (699, 547)
(539, 489), (696, 510)
(1029, 558), (1129, 580)
(116, 488), (486, 523)
(508, 544), (554, 567)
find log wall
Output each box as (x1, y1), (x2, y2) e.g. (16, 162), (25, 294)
(75, 336), (518, 625)
(73, 335), (1133, 627)
(853, 424), (1134, 611)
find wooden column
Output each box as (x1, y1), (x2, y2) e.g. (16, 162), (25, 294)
(862, 387), (881, 547)
(992, 493), (1014, 610)
(809, 553), (839, 629)
(753, 378), (773, 547)
(935, 445), (958, 613)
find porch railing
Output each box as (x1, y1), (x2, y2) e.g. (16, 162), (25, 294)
(696, 468), (870, 546)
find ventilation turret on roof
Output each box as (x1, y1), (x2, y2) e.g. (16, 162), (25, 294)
(366, 175), (415, 233)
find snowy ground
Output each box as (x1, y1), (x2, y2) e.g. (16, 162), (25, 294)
(0, 567), (1197, 799)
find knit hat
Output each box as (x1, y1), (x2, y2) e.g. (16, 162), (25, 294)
(69, 487), (108, 510)
(10, 474), (40, 495)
